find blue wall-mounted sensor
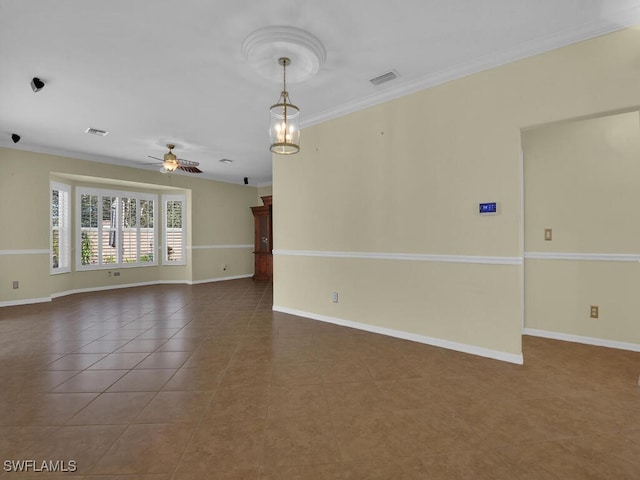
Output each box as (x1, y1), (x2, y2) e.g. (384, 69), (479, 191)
(479, 202), (497, 215)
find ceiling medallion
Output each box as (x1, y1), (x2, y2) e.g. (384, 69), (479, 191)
(242, 26), (326, 84)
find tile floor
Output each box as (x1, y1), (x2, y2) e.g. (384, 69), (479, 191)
(0, 279), (639, 479)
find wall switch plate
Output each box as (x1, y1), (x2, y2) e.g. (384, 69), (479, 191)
(12, 281), (19, 289)
(332, 292), (339, 303)
(544, 228), (553, 241)
(590, 305), (599, 319)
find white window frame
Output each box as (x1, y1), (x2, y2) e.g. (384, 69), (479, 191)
(76, 187), (157, 270)
(163, 194), (187, 265)
(50, 181), (71, 274)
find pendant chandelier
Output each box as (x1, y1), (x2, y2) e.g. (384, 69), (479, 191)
(269, 57), (300, 155)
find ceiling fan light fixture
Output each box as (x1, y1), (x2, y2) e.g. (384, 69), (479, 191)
(269, 57), (300, 155)
(147, 144), (202, 174)
(162, 144), (179, 171)
(162, 162), (178, 172)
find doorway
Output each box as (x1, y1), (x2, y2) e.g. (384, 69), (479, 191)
(521, 110), (640, 349)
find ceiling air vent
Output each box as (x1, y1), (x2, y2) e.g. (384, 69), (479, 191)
(219, 158), (233, 164)
(85, 127), (109, 136)
(369, 69), (399, 86)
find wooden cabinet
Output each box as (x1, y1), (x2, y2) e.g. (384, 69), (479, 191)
(251, 195), (272, 281)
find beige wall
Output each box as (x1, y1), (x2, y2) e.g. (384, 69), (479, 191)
(257, 185), (273, 205)
(523, 111), (640, 345)
(0, 148), (256, 305)
(273, 26), (640, 362)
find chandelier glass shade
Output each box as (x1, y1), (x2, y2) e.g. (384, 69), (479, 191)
(269, 57), (300, 155)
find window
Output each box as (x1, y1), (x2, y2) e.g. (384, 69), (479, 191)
(77, 187), (157, 270)
(51, 182), (71, 273)
(163, 195), (186, 265)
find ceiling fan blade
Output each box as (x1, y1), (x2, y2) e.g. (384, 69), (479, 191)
(178, 165), (202, 173)
(176, 158), (200, 167)
(148, 155), (163, 161)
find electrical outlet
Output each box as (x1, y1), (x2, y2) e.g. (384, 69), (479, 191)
(544, 228), (553, 241)
(332, 291), (339, 303)
(590, 305), (599, 319)
(12, 281), (19, 289)
(222, 264), (227, 271)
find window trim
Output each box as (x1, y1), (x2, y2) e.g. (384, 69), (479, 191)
(76, 186), (158, 270)
(50, 181), (71, 274)
(162, 194), (187, 266)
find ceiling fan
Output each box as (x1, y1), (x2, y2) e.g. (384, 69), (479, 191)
(148, 144), (202, 174)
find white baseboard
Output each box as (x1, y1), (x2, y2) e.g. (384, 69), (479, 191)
(523, 328), (640, 352)
(273, 305), (524, 365)
(50, 280), (186, 299)
(191, 274), (253, 285)
(2, 274), (254, 307)
(0, 297), (52, 307)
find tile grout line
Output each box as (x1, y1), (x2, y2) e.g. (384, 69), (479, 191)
(168, 282), (271, 479)
(254, 281), (273, 475)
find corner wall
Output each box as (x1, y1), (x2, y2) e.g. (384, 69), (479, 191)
(273, 26), (640, 362)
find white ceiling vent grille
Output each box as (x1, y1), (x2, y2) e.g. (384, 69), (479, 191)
(85, 127), (109, 136)
(369, 69), (399, 86)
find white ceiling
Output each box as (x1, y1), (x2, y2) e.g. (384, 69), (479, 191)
(2, 0), (640, 186)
